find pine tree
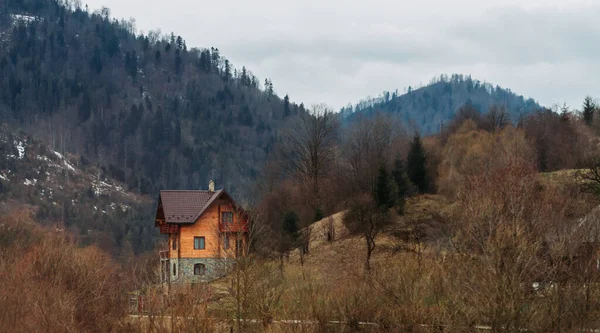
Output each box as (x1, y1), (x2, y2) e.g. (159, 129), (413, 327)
(283, 211), (299, 240)
(224, 59), (231, 81)
(154, 50), (161, 66)
(313, 207), (324, 222)
(374, 164), (395, 210)
(583, 96), (596, 126)
(283, 94), (290, 117)
(407, 134), (429, 193)
(391, 157), (409, 214)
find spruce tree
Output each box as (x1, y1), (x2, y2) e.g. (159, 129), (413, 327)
(374, 164), (395, 210)
(283, 211), (299, 240)
(407, 134), (429, 193)
(392, 157), (409, 214)
(583, 96), (596, 126)
(313, 207), (324, 222)
(283, 94), (290, 117)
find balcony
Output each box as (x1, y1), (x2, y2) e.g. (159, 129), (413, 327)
(219, 220), (249, 233)
(159, 250), (169, 260)
(159, 224), (180, 235)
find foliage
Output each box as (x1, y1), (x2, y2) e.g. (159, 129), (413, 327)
(373, 164), (395, 210)
(0, 209), (130, 332)
(437, 123), (535, 198)
(407, 134), (429, 193)
(522, 108), (595, 172)
(282, 211), (299, 240)
(391, 157), (409, 214)
(583, 96), (596, 126)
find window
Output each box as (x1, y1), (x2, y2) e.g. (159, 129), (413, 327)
(172, 263), (177, 276)
(224, 234), (230, 250)
(194, 236), (205, 250)
(236, 239), (244, 256)
(194, 263), (206, 276)
(222, 212), (233, 224)
(172, 237), (177, 250)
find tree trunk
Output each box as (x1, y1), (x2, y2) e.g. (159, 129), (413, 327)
(365, 236), (375, 271)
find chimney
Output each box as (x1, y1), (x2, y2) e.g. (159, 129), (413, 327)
(208, 180), (215, 192)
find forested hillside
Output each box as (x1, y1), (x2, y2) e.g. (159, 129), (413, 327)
(342, 74), (540, 134)
(0, 0), (305, 200)
(0, 125), (158, 257)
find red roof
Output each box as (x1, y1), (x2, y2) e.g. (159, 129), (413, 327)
(157, 189), (224, 223)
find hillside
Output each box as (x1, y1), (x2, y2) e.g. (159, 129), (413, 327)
(342, 74), (540, 134)
(0, 125), (156, 257)
(0, 0), (305, 200)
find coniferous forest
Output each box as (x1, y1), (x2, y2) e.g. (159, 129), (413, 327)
(3, 1), (600, 332)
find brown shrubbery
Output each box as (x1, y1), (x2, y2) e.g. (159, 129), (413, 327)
(0, 209), (130, 333)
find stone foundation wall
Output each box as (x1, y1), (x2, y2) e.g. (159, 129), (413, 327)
(170, 258), (234, 283)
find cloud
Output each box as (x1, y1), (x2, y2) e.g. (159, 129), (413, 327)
(86, 0), (600, 110)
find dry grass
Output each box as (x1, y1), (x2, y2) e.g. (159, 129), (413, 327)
(540, 169), (587, 186)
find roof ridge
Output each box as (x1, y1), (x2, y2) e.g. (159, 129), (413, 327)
(158, 189), (234, 224)
(191, 189), (225, 222)
(160, 189), (220, 192)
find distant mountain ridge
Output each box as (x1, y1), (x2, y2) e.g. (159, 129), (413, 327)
(341, 74), (541, 134)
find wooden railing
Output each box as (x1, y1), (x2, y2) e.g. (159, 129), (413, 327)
(219, 221), (249, 233)
(159, 224), (180, 234)
(159, 250), (169, 260)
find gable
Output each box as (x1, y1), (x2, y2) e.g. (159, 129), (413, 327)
(155, 189), (243, 224)
(158, 190), (219, 223)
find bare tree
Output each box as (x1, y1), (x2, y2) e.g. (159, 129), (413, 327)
(343, 112), (396, 194)
(483, 104), (510, 131)
(278, 103), (339, 254)
(343, 193), (392, 271)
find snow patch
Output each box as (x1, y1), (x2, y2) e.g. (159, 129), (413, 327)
(92, 180), (113, 196)
(64, 161), (76, 171)
(51, 150), (76, 172)
(11, 14), (37, 26)
(14, 140), (25, 159)
(23, 178), (37, 186)
(52, 150), (64, 159)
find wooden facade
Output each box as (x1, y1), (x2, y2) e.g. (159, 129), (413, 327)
(155, 188), (249, 283)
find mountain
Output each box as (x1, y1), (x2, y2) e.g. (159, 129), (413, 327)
(341, 74), (541, 134)
(0, 0), (305, 201)
(0, 125), (156, 257)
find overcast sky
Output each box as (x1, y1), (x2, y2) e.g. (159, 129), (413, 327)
(85, 0), (600, 110)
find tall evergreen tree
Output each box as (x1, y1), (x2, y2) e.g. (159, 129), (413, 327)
(374, 164), (395, 210)
(583, 96), (596, 126)
(154, 49), (161, 66)
(391, 157), (409, 214)
(407, 134), (429, 193)
(283, 94), (290, 117)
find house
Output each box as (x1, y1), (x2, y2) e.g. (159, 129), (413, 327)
(154, 181), (249, 283)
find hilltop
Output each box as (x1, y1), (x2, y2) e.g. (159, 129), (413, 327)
(342, 74), (540, 134)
